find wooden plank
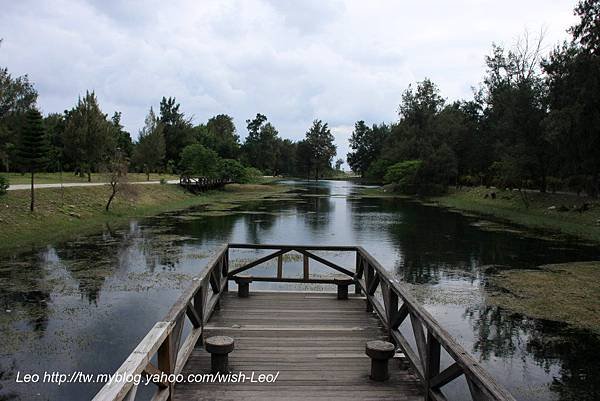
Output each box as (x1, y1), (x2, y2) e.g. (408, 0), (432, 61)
(143, 362), (169, 389)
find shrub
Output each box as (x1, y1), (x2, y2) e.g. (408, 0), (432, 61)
(218, 159), (248, 183)
(0, 175), (8, 195)
(384, 160), (422, 193)
(179, 144), (219, 177)
(244, 167), (263, 182)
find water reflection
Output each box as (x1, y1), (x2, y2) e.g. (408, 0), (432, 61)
(0, 180), (598, 401)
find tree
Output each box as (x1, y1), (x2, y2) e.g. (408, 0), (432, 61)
(18, 108), (48, 211)
(63, 91), (116, 181)
(480, 35), (550, 191)
(133, 107), (166, 180)
(241, 114), (280, 174)
(543, 1), (600, 195)
(305, 119), (336, 180)
(200, 114), (240, 159)
(111, 112), (133, 158)
(0, 60), (38, 172)
(179, 144), (219, 177)
(347, 121), (390, 175)
(295, 140), (313, 180)
(159, 97), (194, 166)
(335, 158), (344, 171)
(43, 113), (66, 172)
(102, 147), (129, 211)
(218, 159), (248, 182)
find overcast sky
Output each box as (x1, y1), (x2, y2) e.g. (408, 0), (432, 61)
(1, 0), (578, 165)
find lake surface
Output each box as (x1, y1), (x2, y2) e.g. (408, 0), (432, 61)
(0, 180), (598, 401)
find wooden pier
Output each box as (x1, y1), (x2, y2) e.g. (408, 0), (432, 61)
(179, 176), (233, 193)
(93, 244), (517, 401)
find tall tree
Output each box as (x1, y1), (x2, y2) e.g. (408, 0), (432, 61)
(63, 91), (115, 181)
(347, 121), (390, 176)
(200, 114), (240, 159)
(133, 107), (166, 180)
(159, 97), (193, 166)
(18, 108), (48, 211)
(305, 119), (336, 180)
(242, 114), (280, 174)
(0, 61), (38, 172)
(111, 112), (133, 158)
(543, 0), (600, 195)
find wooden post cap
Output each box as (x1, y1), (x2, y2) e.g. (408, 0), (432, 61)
(366, 340), (395, 360)
(205, 336), (235, 354)
(234, 276), (253, 284)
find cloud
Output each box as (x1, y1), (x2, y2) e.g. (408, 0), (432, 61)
(0, 0), (577, 165)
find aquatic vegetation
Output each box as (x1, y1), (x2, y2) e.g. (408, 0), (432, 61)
(488, 262), (600, 335)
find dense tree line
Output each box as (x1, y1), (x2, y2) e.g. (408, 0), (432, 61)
(0, 39), (339, 209)
(347, 0), (600, 197)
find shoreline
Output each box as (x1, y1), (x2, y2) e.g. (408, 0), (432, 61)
(0, 183), (288, 255)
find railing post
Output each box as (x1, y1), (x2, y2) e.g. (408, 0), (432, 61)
(277, 255), (283, 278)
(425, 331), (441, 401)
(365, 263), (373, 312)
(303, 254), (309, 280)
(355, 252), (362, 294)
(387, 290), (398, 343)
(158, 333), (174, 401)
(222, 250), (229, 293)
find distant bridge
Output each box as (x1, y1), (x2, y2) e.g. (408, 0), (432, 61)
(179, 176), (233, 193)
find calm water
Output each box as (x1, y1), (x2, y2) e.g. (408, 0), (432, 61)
(0, 180), (598, 401)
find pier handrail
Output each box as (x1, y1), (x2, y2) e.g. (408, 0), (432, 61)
(92, 245), (230, 401)
(93, 243), (516, 401)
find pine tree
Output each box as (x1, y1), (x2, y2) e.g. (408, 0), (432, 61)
(18, 108), (48, 211)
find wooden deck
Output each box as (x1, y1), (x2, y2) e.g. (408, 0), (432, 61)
(174, 291), (422, 401)
(93, 244), (517, 401)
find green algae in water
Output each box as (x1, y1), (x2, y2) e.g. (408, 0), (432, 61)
(488, 262), (600, 335)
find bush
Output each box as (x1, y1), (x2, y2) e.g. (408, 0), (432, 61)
(244, 167), (263, 182)
(0, 175), (8, 195)
(384, 160), (422, 193)
(365, 159), (393, 182)
(179, 144), (219, 177)
(218, 159), (248, 183)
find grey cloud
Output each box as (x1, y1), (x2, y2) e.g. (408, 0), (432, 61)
(0, 0), (576, 166)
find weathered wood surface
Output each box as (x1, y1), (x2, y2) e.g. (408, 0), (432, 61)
(174, 292), (422, 401)
(94, 244), (518, 401)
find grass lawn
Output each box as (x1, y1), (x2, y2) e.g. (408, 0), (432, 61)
(0, 182), (288, 253)
(2, 172), (180, 185)
(432, 187), (600, 244)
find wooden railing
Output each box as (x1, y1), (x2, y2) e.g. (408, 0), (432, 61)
(179, 176), (233, 192)
(92, 245), (229, 401)
(94, 244), (516, 401)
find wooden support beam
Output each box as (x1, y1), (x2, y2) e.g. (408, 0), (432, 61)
(185, 303), (201, 328)
(227, 249), (289, 276)
(296, 249), (354, 277)
(430, 362), (463, 389)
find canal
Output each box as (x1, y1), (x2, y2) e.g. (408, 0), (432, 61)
(0, 180), (598, 401)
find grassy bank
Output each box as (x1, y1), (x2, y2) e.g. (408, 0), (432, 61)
(431, 187), (600, 244)
(0, 182), (287, 253)
(488, 262), (600, 335)
(2, 172), (180, 185)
